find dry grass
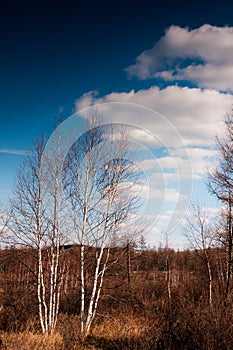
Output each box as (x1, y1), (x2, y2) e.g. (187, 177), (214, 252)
(92, 312), (148, 340)
(0, 313), (153, 350)
(0, 331), (63, 350)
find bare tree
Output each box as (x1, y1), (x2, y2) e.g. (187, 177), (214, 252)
(5, 132), (67, 334)
(208, 109), (233, 302)
(65, 120), (142, 336)
(185, 203), (215, 307)
(215, 204), (233, 302)
(0, 207), (8, 237)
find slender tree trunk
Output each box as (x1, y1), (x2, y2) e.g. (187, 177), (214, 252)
(80, 243), (85, 335)
(126, 241), (131, 284)
(38, 241), (46, 333)
(166, 256), (171, 302)
(225, 199), (232, 304)
(85, 248), (104, 335)
(204, 250), (212, 307)
(37, 162), (48, 334)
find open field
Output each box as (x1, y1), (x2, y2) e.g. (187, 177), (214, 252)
(1, 247), (233, 349)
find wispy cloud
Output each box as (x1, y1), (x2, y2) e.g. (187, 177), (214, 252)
(0, 148), (28, 156)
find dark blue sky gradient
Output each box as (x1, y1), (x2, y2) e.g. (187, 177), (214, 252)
(1, 0), (233, 199)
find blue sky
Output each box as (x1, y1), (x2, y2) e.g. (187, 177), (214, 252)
(1, 0), (233, 247)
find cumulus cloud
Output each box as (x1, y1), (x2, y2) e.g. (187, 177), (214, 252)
(75, 86), (232, 147)
(75, 85), (232, 214)
(125, 24), (233, 91)
(73, 26), (233, 240)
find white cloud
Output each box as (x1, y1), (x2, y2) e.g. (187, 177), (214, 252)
(76, 90), (99, 110)
(74, 86), (231, 229)
(133, 179), (187, 203)
(125, 24), (233, 91)
(76, 86), (232, 148)
(73, 25), (233, 243)
(138, 148), (218, 182)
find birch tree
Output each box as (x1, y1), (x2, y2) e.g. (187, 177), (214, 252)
(5, 132), (67, 334)
(65, 121), (141, 336)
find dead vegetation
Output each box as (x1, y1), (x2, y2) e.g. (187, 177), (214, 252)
(1, 246), (233, 349)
